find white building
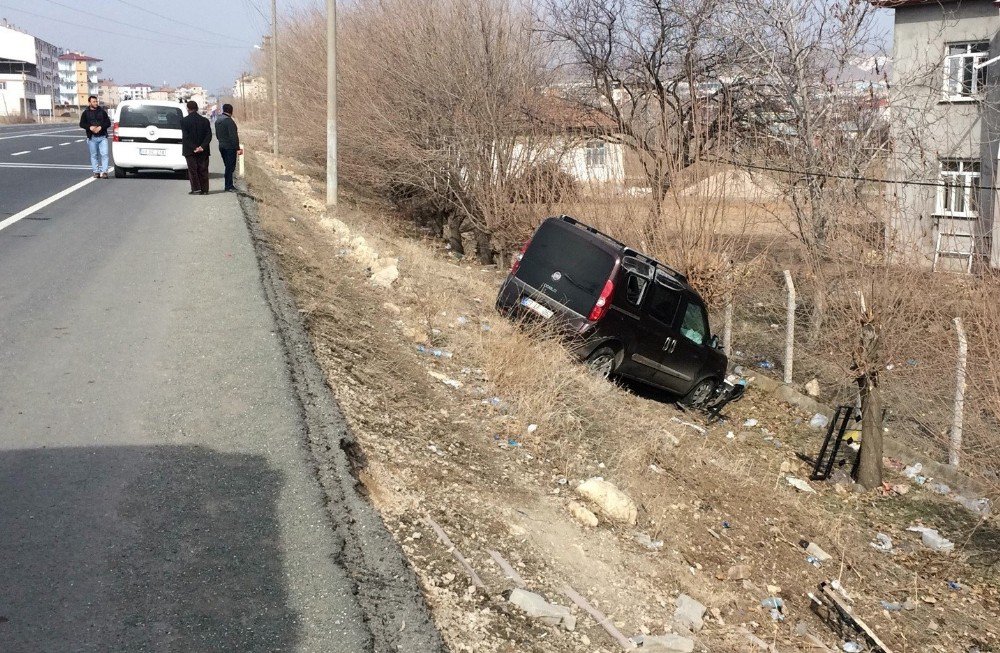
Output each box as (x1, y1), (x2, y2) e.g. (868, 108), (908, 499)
(58, 52), (102, 108)
(0, 21), (61, 117)
(232, 75), (267, 100)
(119, 83), (152, 101)
(150, 86), (174, 101)
(175, 83), (207, 107)
(98, 79), (120, 107)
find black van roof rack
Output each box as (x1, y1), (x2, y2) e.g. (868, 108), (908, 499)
(556, 214), (688, 283)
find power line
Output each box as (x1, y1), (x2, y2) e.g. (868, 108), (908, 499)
(6, 4), (248, 50)
(109, 0), (253, 44)
(716, 158), (1000, 192)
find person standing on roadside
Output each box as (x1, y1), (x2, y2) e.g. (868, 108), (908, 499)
(79, 95), (111, 179)
(214, 103), (243, 192)
(180, 100), (212, 195)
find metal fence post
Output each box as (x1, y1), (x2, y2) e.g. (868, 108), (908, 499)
(950, 316), (968, 467)
(783, 270), (795, 385)
(723, 289), (733, 358)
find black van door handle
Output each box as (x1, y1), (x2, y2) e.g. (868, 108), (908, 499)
(662, 337), (676, 352)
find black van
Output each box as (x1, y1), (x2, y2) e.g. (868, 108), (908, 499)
(495, 215), (727, 406)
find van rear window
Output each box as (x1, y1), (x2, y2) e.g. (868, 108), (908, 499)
(515, 220), (616, 315)
(119, 105), (183, 129)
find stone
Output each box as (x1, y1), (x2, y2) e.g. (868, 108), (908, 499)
(568, 501), (599, 528)
(673, 594), (707, 633)
(507, 588), (573, 628)
(370, 263), (400, 288)
(575, 478), (638, 525)
(382, 302), (402, 316)
(805, 378), (821, 397)
(640, 634), (695, 652)
(727, 565), (751, 581)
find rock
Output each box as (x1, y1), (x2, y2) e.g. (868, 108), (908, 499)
(576, 478), (638, 525)
(507, 588), (573, 629)
(804, 542), (832, 562)
(727, 565), (751, 581)
(779, 460), (795, 474)
(805, 378), (820, 397)
(785, 477), (817, 494)
(382, 302), (402, 315)
(673, 594), (707, 633)
(640, 634), (695, 652)
(370, 263), (400, 288)
(568, 501), (599, 528)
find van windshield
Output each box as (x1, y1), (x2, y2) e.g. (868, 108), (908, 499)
(515, 220), (616, 316)
(119, 105), (183, 129)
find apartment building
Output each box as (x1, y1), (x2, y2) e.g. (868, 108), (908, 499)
(0, 21), (61, 117)
(120, 83), (152, 101)
(98, 79), (120, 107)
(58, 52), (102, 107)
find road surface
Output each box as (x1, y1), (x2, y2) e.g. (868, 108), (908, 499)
(0, 123), (442, 652)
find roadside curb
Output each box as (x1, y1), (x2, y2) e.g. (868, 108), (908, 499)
(236, 183), (448, 652)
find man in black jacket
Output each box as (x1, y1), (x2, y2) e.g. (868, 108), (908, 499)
(78, 95), (112, 179)
(215, 103), (243, 192)
(180, 100), (212, 195)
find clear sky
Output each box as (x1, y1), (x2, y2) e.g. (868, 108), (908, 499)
(0, 0), (316, 93)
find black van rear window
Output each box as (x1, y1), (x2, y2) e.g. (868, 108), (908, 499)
(515, 220), (616, 315)
(119, 105), (183, 129)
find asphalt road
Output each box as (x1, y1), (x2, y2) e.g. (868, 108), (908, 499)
(0, 127), (440, 651)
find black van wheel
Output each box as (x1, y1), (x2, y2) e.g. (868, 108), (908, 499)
(680, 378), (716, 407)
(586, 347), (618, 379)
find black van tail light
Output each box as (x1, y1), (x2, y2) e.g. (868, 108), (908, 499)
(589, 279), (615, 322)
(510, 239), (531, 276)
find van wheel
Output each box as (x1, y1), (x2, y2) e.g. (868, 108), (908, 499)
(586, 347), (618, 380)
(114, 167), (126, 178)
(680, 378), (716, 407)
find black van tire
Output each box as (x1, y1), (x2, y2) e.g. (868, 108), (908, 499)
(114, 166), (126, 178)
(680, 378), (716, 407)
(586, 346), (619, 379)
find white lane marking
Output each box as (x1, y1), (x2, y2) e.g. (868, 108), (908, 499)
(0, 162), (93, 170)
(59, 142), (72, 146)
(38, 146), (53, 151)
(0, 128), (80, 141)
(11, 151), (30, 156)
(75, 139), (85, 143)
(0, 173), (106, 234)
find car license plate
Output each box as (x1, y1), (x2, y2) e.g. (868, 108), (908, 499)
(140, 148), (165, 156)
(520, 296), (554, 319)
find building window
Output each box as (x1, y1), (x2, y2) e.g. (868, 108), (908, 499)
(937, 159), (980, 217)
(585, 140), (606, 168)
(944, 42), (988, 100)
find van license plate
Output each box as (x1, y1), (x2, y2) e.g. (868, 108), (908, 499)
(140, 148), (165, 156)
(520, 296), (554, 319)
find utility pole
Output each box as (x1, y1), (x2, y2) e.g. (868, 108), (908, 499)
(270, 0), (279, 155)
(326, 0), (337, 207)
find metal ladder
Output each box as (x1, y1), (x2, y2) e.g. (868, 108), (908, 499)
(932, 228), (975, 273)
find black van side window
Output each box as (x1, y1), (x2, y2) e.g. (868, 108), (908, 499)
(624, 274), (647, 306)
(680, 301), (709, 345)
(647, 284), (681, 325)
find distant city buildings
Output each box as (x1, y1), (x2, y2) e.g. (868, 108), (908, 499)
(98, 78), (120, 107)
(233, 75), (267, 101)
(119, 83), (152, 101)
(58, 51), (102, 107)
(150, 86), (174, 101)
(0, 20), (60, 116)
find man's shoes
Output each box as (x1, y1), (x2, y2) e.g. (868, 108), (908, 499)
(93, 173), (100, 179)
(188, 191), (199, 195)
(100, 173), (108, 179)
(224, 187), (237, 192)
(199, 190), (209, 195)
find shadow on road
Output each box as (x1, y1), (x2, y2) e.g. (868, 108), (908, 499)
(0, 445), (297, 652)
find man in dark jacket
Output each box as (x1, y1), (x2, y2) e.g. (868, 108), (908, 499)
(180, 100), (212, 195)
(214, 104), (243, 192)
(79, 95), (112, 179)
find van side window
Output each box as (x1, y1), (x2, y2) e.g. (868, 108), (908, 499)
(624, 274), (647, 306)
(647, 284), (681, 325)
(680, 302), (709, 345)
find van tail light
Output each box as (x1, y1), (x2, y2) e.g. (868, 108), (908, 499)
(112, 122), (119, 142)
(510, 239), (531, 276)
(588, 279), (616, 322)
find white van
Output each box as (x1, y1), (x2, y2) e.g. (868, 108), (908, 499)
(111, 100), (187, 178)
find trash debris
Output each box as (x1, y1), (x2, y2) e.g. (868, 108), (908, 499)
(902, 462), (923, 479)
(634, 532), (664, 551)
(757, 360), (775, 370)
(506, 438), (521, 447)
(880, 600), (902, 612)
(526, 423), (538, 434)
(670, 417), (706, 435)
(761, 597), (784, 610)
(830, 579), (852, 602)
(427, 370), (462, 388)
(801, 541), (833, 562)
(507, 588), (575, 630)
(810, 413), (830, 429)
(722, 521), (731, 529)
(948, 580), (962, 591)
(743, 418), (759, 427)
(870, 533), (893, 553)
(456, 316), (468, 326)
(810, 581), (894, 653)
(805, 378), (821, 397)
(906, 526), (955, 553)
(956, 495), (991, 516)
(726, 431), (735, 439)
(843, 642), (862, 653)
(786, 477), (817, 494)
(928, 482), (951, 495)
(806, 556), (821, 567)
(575, 478), (638, 525)
(416, 345), (453, 358)
(673, 594), (707, 633)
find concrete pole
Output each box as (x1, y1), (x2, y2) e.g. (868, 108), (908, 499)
(783, 270), (795, 385)
(270, 0), (279, 155)
(950, 316), (968, 467)
(722, 289), (733, 358)
(327, 0), (337, 208)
